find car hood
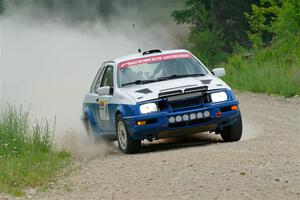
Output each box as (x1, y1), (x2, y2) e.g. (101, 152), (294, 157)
(119, 75), (230, 103)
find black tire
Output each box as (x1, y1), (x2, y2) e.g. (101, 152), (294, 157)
(84, 117), (116, 143)
(83, 118), (92, 137)
(220, 113), (243, 142)
(116, 115), (141, 154)
(84, 118), (102, 143)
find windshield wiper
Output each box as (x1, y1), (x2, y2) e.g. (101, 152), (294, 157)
(156, 73), (206, 81)
(122, 74), (206, 87)
(122, 79), (156, 87)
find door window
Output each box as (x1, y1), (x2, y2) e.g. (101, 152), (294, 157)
(91, 66), (105, 93)
(101, 66), (114, 88)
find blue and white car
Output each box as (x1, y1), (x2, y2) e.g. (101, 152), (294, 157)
(82, 49), (242, 154)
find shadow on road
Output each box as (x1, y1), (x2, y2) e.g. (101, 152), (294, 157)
(141, 133), (223, 153)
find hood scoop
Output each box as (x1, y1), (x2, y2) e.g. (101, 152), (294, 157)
(184, 86), (208, 93)
(135, 88), (152, 94)
(158, 90), (182, 98)
(160, 84), (197, 92)
(158, 86), (208, 99)
(200, 79), (212, 85)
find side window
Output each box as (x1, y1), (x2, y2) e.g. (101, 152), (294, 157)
(101, 66), (114, 88)
(91, 67), (105, 93)
(90, 66), (104, 93)
(94, 74), (103, 91)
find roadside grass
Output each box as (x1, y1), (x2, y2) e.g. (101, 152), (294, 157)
(0, 106), (70, 196)
(223, 35), (300, 97)
(224, 62), (300, 97)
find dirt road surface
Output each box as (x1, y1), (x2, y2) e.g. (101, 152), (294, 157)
(3, 92), (300, 200)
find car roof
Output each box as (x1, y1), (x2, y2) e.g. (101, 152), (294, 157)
(111, 49), (191, 65)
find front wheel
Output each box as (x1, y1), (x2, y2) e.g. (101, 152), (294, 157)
(116, 115), (141, 154)
(220, 114), (243, 142)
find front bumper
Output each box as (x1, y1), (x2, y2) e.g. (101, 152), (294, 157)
(124, 100), (241, 140)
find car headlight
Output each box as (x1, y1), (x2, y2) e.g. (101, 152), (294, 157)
(211, 91), (228, 102)
(140, 103), (158, 114)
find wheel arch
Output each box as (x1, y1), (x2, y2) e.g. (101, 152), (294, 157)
(83, 106), (97, 128)
(115, 105), (126, 122)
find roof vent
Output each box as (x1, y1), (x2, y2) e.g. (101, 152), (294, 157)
(142, 49), (162, 56)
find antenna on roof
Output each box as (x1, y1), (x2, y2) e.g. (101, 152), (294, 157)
(133, 23), (142, 53)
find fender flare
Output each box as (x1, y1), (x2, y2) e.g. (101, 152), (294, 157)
(83, 107), (97, 128)
(114, 105), (127, 123)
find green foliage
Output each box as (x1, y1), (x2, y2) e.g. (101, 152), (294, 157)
(273, 0), (300, 35)
(172, 0), (258, 66)
(225, 0), (300, 97)
(172, 0), (210, 30)
(189, 28), (226, 66)
(0, 106), (70, 196)
(0, 0), (3, 14)
(225, 54), (300, 97)
(172, 0), (225, 66)
(245, 0), (281, 48)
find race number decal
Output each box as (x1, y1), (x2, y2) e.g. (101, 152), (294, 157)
(99, 100), (110, 120)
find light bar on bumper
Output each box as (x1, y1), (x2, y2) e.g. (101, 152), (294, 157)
(169, 111), (211, 124)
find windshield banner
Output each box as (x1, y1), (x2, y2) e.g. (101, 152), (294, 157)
(118, 52), (192, 69)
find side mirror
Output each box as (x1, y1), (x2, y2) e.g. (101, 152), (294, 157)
(96, 86), (112, 96)
(212, 68), (226, 78)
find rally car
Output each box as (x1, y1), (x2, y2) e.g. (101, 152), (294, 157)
(82, 49), (242, 154)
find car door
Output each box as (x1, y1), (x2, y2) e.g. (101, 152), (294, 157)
(85, 65), (105, 133)
(98, 64), (115, 132)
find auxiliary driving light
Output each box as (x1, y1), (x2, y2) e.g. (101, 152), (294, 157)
(176, 115), (182, 122)
(216, 111), (222, 118)
(204, 111), (210, 118)
(137, 121), (147, 126)
(197, 112), (203, 119)
(169, 116), (175, 123)
(183, 114), (189, 121)
(231, 105), (238, 110)
(190, 113), (196, 120)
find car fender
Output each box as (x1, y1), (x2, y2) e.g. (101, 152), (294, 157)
(115, 104), (138, 120)
(83, 106), (97, 128)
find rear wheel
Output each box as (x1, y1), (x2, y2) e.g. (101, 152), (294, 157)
(220, 114), (243, 142)
(83, 118), (100, 142)
(116, 115), (141, 154)
(83, 118), (92, 137)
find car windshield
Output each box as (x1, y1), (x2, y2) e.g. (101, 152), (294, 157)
(117, 53), (208, 87)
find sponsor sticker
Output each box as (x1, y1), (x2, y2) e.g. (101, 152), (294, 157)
(99, 100), (109, 120)
(118, 52), (192, 69)
(99, 100), (105, 109)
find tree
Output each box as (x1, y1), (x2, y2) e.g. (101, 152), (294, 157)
(172, 0), (259, 65)
(0, 0), (3, 14)
(172, 0), (225, 66)
(245, 0), (281, 48)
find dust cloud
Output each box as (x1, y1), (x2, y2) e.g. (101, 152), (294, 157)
(240, 117), (261, 141)
(58, 130), (120, 159)
(0, 2), (186, 157)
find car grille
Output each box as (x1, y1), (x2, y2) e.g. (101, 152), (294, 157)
(169, 97), (203, 111)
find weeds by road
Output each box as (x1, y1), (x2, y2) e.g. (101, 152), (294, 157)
(0, 106), (70, 196)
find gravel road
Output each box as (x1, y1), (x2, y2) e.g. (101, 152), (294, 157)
(3, 92), (300, 200)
